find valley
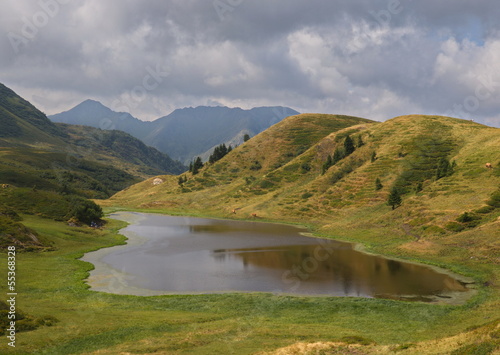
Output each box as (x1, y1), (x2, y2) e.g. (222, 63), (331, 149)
(1, 83), (499, 354)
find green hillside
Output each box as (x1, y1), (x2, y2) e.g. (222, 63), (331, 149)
(0, 83), (67, 145)
(0, 83), (185, 251)
(108, 114), (499, 234)
(105, 113), (500, 352)
(0, 83), (185, 198)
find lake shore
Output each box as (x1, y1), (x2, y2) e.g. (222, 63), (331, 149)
(81, 211), (476, 304)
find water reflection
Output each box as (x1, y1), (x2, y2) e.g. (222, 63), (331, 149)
(211, 245), (468, 298)
(83, 212), (470, 301)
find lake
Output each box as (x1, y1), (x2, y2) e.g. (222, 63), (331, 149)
(81, 212), (472, 303)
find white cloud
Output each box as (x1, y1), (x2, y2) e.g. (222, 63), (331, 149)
(0, 0), (499, 126)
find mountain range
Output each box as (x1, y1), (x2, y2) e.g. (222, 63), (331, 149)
(49, 100), (299, 164)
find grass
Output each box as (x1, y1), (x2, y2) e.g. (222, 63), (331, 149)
(0, 213), (498, 354)
(3, 114), (500, 353)
(97, 114), (500, 353)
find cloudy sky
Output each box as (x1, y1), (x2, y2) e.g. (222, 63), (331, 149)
(1, 0), (500, 126)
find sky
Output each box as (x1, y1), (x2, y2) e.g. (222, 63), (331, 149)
(1, 0), (500, 126)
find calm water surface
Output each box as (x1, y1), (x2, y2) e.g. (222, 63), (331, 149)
(82, 212), (471, 302)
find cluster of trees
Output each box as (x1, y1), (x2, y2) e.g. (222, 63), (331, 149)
(322, 135), (359, 174)
(388, 157), (456, 210)
(208, 144), (232, 164)
(188, 157), (204, 175)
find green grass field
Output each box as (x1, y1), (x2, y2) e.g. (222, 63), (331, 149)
(1, 214), (498, 354)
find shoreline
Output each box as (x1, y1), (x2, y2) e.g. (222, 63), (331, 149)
(80, 211), (477, 304)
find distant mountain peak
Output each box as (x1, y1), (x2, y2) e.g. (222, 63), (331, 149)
(80, 99), (105, 106)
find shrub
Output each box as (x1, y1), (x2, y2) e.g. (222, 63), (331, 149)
(249, 161), (262, 171)
(486, 189), (500, 208)
(340, 335), (375, 346)
(456, 212), (475, 223)
(445, 222), (465, 232)
(300, 163), (311, 173)
(301, 192), (313, 199)
(67, 197), (103, 225)
(475, 205), (495, 214)
(259, 180), (275, 189)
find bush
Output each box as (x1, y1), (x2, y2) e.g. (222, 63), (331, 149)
(445, 222), (465, 232)
(300, 163), (311, 173)
(487, 189), (500, 208)
(456, 212), (477, 223)
(67, 197), (103, 225)
(301, 192), (313, 199)
(259, 180), (275, 189)
(249, 161), (262, 171)
(475, 205), (495, 214)
(340, 335), (375, 345)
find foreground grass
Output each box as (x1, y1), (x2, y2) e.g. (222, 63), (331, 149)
(0, 215), (498, 354)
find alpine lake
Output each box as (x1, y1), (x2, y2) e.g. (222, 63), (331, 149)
(81, 212), (473, 304)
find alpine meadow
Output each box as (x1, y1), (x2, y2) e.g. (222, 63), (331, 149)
(2, 1), (500, 354)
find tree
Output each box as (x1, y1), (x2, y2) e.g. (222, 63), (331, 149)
(332, 147), (344, 164)
(356, 135), (364, 147)
(388, 187), (402, 210)
(178, 175), (186, 186)
(375, 178), (383, 191)
(209, 143), (232, 164)
(243, 134), (251, 142)
(344, 135), (355, 156)
(322, 155), (333, 175)
(191, 157), (204, 175)
(68, 197), (103, 225)
(371, 151), (377, 163)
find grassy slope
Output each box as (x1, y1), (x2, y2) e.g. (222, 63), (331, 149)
(58, 123), (186, 177)
(1, 216), (498, 354)
(102, 113), (500, 353)
(0, 83), (184, 200)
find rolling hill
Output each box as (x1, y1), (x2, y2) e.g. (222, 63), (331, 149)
(108, 113), (500, 232)
(50, 101), (299, 164)
(104, 112), (500, 352)
(106, 112), (500, 289)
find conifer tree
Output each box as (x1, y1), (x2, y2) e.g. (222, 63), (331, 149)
(322, 155), (333, 174)
(344, 135), (355, 156)
(191, 157), (203, 175)
(375, 178), (383, 191)
(388, 187), (402, 210)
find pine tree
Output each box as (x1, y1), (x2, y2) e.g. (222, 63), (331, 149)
(332, 147), (344, 164)
(192, 157), (203, 175)
(344, 135), (355, 156)
(243, 134), (250, 142)
(322, 155), (333, 174)
(388, 187), (402, 210)
(375, 178), (383, 191)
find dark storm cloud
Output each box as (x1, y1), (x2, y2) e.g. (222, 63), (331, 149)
(0, 0), (499, 125)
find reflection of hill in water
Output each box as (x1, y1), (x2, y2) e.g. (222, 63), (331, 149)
(212, 245), (468, 297)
